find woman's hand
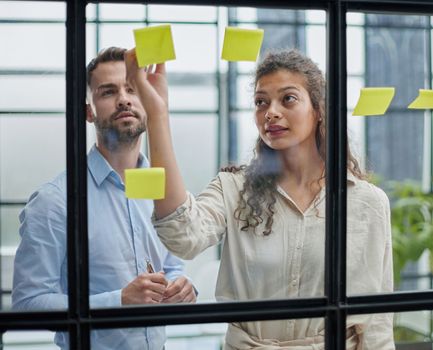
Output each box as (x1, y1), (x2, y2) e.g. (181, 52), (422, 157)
(124, 48), (168, 119)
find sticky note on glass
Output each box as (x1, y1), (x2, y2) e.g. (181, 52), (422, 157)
(352, 87), (395, 116)
(125, 168), (165, 199)
(133, 25), (176, 67)
(408, 89), (433, 109)
(221, 27), (264, 62)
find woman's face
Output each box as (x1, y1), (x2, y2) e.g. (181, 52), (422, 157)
(254, 69), (319, 152)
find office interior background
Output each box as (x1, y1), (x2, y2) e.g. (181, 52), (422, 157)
(1, 0), (433, 348)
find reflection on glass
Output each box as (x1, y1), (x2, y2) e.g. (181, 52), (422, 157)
(148, 5), (217, 22)
(389, 180), (433, 292)
(394, 311), (433, 346)
(99, 3), (146, 21)
(359, 14), (431, 294)
(4, 330), (59, 349)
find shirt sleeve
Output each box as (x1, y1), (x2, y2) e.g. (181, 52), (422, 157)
(12, 184), (69, 310)
(362, 189), (395, 349)
(12, 184), (124, 310)
(153, 175), (227, 260)
(161, 249), (185, 282)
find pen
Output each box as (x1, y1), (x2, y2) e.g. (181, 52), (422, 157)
(146, 259), (155, 273)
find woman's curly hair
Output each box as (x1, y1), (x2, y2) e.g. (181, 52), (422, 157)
(224, 49), (365, 236)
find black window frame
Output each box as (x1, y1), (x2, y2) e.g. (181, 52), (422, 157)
(3, 1), (433, 349)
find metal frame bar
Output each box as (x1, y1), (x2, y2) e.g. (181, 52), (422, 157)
(65, 1), (89, 348)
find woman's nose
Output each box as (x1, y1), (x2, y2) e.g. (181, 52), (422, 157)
(264, 108), (282, 121)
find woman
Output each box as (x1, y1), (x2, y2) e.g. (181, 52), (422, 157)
(125, 49), (394, 349)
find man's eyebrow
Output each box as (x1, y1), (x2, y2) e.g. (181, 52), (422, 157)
(96, 83), (117, 91)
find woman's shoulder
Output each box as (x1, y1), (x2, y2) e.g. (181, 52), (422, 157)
(211, 166), (246, 193)
(350, 177), (390, 216)
(217, 167), (246, 186)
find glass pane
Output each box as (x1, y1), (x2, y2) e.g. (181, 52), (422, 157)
(1, 206), (22, 247)
(148, 5), (217, 22)
(1, 245), (16, 309)
(86, 23), (97, 64)
(171, 114), (218, 195)
(306, 10), (326, 24)
(232, 112), (257, 164)
(365, 14), (427, 183)
(306, 25), (327, 72)
(99, 23), (137, 49)
(0, 115), (66, 200)
(0, 76), (65, 111)
(168, 77), (218, 112)
(394, 310), (433, 346)
(347, 76), (364, 110)
(92, 319), (326, 349)
(366, 14), (429, 27)
(169, 24), (217, 73)
(347, 312), (395, 347)
(236, 74), (254, 110)
(346, 14), (431, 296)
(166, 324), (226, 349)
(347, 110), (366, 170)
(86, 3), (96, 21)
(0, 1), (65, 20)
(0, 24), (65, 70)
(234, 7), (257, 22)
(233, 7), (304, 24)
(99, 3), (146, 21)
(4, 330), (59, 349)
(346, 12), (365, 25)
(347, 26), (365, 76)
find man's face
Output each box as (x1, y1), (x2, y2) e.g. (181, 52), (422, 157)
(86, 61), (147, 150)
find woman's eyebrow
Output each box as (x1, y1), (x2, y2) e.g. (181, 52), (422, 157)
(278, 85), (301, 93)
(255, 85), (301, 95)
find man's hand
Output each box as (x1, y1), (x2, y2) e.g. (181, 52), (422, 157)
(121, 272), (168, 305)
(162, 276), (197, 304)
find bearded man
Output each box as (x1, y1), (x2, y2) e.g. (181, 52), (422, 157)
(12, 47), (196, 350)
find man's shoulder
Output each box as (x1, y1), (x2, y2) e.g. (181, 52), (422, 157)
(26, 171), (67, 208)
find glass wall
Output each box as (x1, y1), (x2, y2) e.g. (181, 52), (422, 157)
(2, 0), (433, 349)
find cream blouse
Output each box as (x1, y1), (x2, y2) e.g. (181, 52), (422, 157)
(153, 171), (394, 349)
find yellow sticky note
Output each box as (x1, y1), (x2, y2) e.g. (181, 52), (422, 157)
(408, 89), (433, 109)
(221, 27), (264, 62)
(125, 168), (165, 199)
(133, 25), (176, 67)
(352, 87), (395, 116)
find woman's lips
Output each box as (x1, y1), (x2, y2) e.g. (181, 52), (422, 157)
(266, 125), (288, 136)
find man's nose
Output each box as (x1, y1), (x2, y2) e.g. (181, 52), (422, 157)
(117, 89), (132, 108)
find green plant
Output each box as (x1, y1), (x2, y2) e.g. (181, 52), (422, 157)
(388, 180), (433, 286)
(385, 181), (433, 342)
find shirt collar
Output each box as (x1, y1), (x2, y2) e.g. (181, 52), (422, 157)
(88, 144), (149, 187)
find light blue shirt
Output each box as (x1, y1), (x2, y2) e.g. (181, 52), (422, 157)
(12, 145), (185, 350)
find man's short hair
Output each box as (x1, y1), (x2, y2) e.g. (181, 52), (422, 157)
(86, 47), (127, 87)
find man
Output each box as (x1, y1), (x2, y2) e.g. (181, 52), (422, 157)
(12, 47), (196, 350)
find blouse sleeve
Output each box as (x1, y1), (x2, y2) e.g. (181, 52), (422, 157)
(153, 175), (228, 260)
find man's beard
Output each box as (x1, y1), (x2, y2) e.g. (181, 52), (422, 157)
(94, 107), (146, 151)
